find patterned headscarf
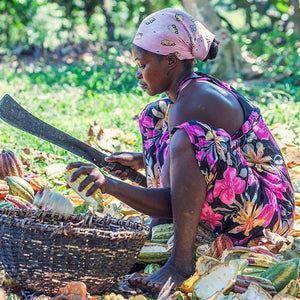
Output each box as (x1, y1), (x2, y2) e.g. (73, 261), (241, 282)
(133, 8), (215, 62)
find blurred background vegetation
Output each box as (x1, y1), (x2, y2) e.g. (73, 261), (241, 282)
(0, 0), (299, 163)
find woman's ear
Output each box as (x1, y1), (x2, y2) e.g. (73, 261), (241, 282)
(167, 53), (178, 70)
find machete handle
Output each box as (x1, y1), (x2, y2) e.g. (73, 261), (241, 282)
(104, 161), (147, 187)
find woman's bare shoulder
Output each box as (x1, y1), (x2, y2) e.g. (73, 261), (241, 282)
(169, 81), (243, 134)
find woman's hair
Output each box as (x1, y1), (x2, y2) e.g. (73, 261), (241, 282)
(203, 38), (220, 61)
(180, 38), (219, 71)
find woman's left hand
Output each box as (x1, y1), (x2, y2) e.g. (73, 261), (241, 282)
(66, 162), (108, 196)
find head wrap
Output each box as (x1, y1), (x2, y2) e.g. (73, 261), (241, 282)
(133, 8), (215, 61)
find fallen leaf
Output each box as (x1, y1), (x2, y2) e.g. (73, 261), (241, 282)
(88, 121), (103, 138)
(284, 146), (300, 168)
(96, 128), (124, 153)
(58, 281), (87, 300)
(270, 124), (296, 145)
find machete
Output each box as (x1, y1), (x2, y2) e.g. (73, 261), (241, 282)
(0, 94), (147, 187)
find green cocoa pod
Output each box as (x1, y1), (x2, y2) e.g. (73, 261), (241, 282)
(144, 263), (161, 274)
(260, 257), (300, 292)
(151, 223), (174, 243)
(241, 265), (268, 276)
(137, 242), (172, 264)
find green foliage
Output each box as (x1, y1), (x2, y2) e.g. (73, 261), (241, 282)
(238, 23), (300, 89)
(0, 0), (182, 50)
(0, 42), (299, 168)
(0, 46), (151, 163)
(0, 1), (299, 163)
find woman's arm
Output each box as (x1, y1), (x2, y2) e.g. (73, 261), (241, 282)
(106, 177), (172, 217)
(67, 162), (172, 218)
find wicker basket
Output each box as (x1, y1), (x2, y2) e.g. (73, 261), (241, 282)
(0, 209), (149, 295)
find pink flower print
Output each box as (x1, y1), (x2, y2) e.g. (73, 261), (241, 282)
(264, 187), (281, 220)
(213, 167), (246, 205)
(264, 173), (288, 201)
(144, 128), (160, 139)
(257, 204), (275, 227)
(253, 119), (279, 150)
(220, 81), (231, 90)
(195, 150), (206, 162)
(159, 131), (169, 146)
(177, 123), (205, 144)
(143, 139), (154, 150)
(206, 190), (213, 203)
(237, 235), (253, 246)
(206, 151), (216, 167)
(200, 201), (223, 230)
(138, 108), (147, 126)
(163, 144), (169, 162)
(241, 120), (251, 135)
(142, 116), (155, 129)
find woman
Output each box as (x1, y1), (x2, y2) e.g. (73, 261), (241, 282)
(67, 8), (294, 292)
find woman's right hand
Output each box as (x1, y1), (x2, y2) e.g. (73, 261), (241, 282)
(104, 152), (144, 180)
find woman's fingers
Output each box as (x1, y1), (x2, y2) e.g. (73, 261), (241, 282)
(68, 164), (95, 182)
(105, 152), (134, 165)
(66, 161), (89, 170)
(103, 166), (129, 180)
(105, 152), (122, 163)
(66, 162), (108, 195)
(86, 180), (101, 196)
(77, 173), (96, 192)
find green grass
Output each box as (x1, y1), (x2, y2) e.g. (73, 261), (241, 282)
(0, 47), (299, 171)
(0, 57), (149, 164)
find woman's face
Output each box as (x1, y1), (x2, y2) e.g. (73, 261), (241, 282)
(132, 45), (170, 96)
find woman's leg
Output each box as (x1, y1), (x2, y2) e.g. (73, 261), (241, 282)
(130, 129), (207, 291)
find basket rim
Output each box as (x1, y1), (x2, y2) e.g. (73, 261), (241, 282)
(0, 208), (150, 239)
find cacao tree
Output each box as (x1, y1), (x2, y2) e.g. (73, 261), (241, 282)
(181, 0), (246, 80)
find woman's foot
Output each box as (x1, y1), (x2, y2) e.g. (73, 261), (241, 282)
(128, 260), (194, 292)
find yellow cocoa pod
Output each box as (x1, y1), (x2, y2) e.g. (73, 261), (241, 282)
(6, 176), (34, 202)
(65, 168), (103, 212)
(180, 272), (200, 293)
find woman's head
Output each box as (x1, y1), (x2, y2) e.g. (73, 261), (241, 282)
(133, 8), (218, 63)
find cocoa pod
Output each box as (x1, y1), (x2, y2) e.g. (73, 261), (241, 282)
(260, 257), (300, 292)
(6, 176), (34, 202)
(0, 179), (9, 199)
(235, 275), (277, 295)
(24, 173), (48, 193)
(0, 150), (24, 179)
(4, 194), (35, 209)
(211, 234), (234, 260)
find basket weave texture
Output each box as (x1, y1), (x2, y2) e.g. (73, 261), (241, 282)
(0, 209), (149, 295)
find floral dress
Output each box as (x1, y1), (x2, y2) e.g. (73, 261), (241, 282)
(138, 72), (294, 245)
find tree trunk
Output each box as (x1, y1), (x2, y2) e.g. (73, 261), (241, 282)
(290, 0), (300, 36)
(101, 0), (115, 41)
(181, 0), (246, 80)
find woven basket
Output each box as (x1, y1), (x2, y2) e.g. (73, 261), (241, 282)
(0, 209), (149, 295)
